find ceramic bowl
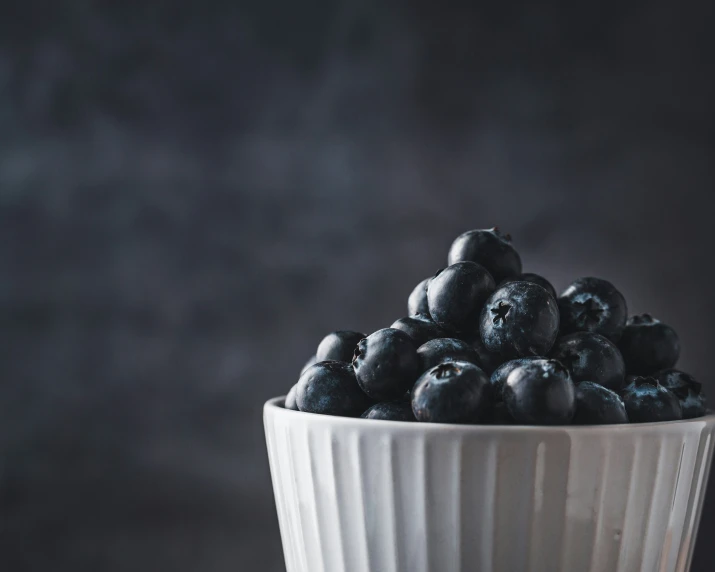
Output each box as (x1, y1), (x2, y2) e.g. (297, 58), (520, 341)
(264, 397), (715, 572)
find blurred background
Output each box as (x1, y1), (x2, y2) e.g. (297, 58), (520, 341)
(1, 1), (714, 570)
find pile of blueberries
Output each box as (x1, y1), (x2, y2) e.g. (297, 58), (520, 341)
(285, 228), (708, 425)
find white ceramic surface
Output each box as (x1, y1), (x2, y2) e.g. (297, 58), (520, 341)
(264, 397), (715, 572)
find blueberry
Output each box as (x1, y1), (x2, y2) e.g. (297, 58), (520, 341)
(427, 262), (495, 335)
(479, 281), (560, 359)
(361, 401), (416, 422)
(501, 273), (557, 300)
(490, 356), (545, 402)
(411, 361), (491, 424)
(489, 401), (515, 425)
(417, 337), (481, 372)
(391, 314), (447, 346)
(285, 384), (299, 410)
(503, 358), (575, 424)
(618, 314), (680, 375)
(654, 369), (707, 419)
(550, 332), (626, 392)
(448, 227), (522, 283)
(573, 382), (628, 425)
(316, 330), (366, 363)
(353, 328), (421, 401)
(296, 361), (374, 417)
(558, 277), (627, 341)
(621, 376), (683, 423)
(408, 277), (432, 316)
(468, 333), (505, 375)
(300, 355), (317, 375)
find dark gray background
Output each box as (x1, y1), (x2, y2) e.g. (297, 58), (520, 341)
(1, 1), (714, 570)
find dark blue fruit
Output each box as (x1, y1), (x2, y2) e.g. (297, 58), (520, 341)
(489, 402), (515, 424)
(468, 333), (505, 375)
(448, 227), (522, 283)
(296, 361), (374, 416)
(301, 355), (317, 375)
(391, 314), (447, 347)
(353, 328), (421, 401)
(479, 281), (560, 359)
(361, 401), (416, 422)
(316, 330), (366, 363)
(621, 376), (683, 423)
(417, 338), (481, 372)
(655, 369), (707, 419)
(573, 382), (628, 425)
(558, 277), (627, 341)
(550, 332), (626, 392)
(503, 359), (576, 425)
(285, 384), (299, 410)
(411, 361), (491, 424)
(427, 262), (495, 335)
(501, 273), (557, 300)
(618, 314), (680, 375)
(408, 277), (432, 316)
(489, 356), (544, 402)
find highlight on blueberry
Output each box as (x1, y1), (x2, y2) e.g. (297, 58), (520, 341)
(353, 328), (420, 401)
(411, 361), (491, 424)
(619, 314), (680, 375)
(655, 369), (707, 419)
(427, 261), (495, 335)
(296, 361), (374, 417)
(550, 332), (626, 392)
(316, 330), (366, 363)
(489, 356), (544, 402)
(500, 273), (557, 300)
(479, 281), (560, 359)
(361, 401), (416, 422)
(417, 337), (481, 373)
(408, 277), (432, 316)
(285, 383), (299, 411)
(447, 227), (522, 283)
(573, 382), (628, 425)
(301, 355), (317, 375)
(620, 375), (683, 423)
(502, 358), (576, 425)
(391, 314), (447, 347)
(559, 277), (627, 341)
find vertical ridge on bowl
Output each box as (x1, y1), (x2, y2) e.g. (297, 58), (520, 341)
(383, 436), (399, 572)
(682, 431), (713, 571)
(327, 434), (347, 572)
(265, 399), (715, 572)
(350, 431), (372, 572)
(641, 437), (677, 572)
(616, 436), (646, 571)
(582, 436), (612, 572)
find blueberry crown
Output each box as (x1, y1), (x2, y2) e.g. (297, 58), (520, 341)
(489, 226), (512, 242)
(628, 313), (659, 326)
(352, 339), (367, 363)
(490, 301), (512, 324)
(631, 375), (660, 388)
(432, 362), (460, 379)
(543, 359), (569, 378)
(572, 297), (604, 328)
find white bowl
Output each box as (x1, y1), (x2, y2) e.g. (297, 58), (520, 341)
(264, 397), (715, 572)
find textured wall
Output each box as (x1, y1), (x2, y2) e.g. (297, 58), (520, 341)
(1, 2), (714, 571)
